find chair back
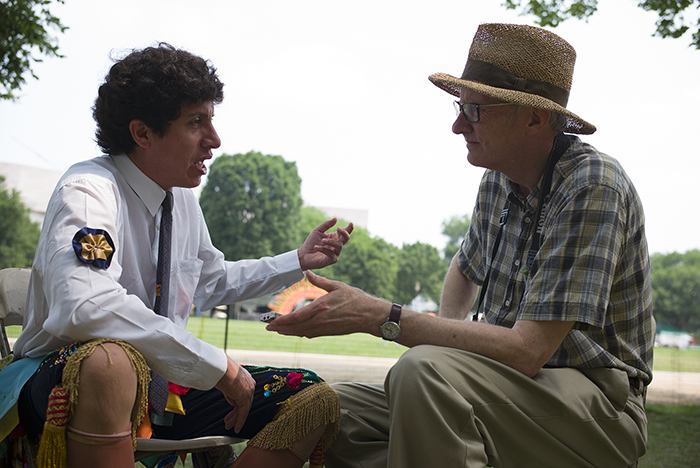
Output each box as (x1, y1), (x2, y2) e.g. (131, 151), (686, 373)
(0, 268), (31, 357)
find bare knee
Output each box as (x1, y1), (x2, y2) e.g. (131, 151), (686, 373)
(70, 343), (138, 433)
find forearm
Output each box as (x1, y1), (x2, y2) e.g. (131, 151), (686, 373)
(268, 273), (572, 377)
(395, 309), (572, 378)
(439, 254), (478, 320)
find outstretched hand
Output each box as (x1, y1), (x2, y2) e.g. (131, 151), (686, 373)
(266, 270), (384, 338)
(298, 218), (354, 271)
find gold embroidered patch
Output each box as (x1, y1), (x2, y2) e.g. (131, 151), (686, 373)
(72, 228), (115, 269)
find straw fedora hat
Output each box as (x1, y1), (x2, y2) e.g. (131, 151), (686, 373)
(429, 23), (595, 135)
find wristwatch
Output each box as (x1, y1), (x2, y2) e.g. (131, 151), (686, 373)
(380, 303), (402, 341)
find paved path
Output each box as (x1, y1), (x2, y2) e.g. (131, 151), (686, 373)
(227, 349), (700, 404)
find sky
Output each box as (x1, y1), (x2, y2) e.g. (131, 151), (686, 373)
(1, 0), (699, 256)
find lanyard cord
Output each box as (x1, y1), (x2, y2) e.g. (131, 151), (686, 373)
(472, 133), (571, 322)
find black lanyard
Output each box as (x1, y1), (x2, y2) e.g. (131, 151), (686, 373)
(473, 134), (571, 322)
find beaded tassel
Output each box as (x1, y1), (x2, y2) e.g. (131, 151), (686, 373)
(36, 386), (70, 468)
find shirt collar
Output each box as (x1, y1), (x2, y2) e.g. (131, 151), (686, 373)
(112, 154), (167, 217)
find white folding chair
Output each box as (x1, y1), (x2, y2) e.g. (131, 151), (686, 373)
(0, 268), (30, 359)
(0, 267), (244, 467)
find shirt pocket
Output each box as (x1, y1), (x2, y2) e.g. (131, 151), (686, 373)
(170, 257), (204, 327)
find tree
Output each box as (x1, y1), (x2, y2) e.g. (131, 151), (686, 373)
(0, 176), (40, 268)
(441, 214), (471, 263)
(328, 227), (398, 301)
(294, 206), (399, 299)
(0, 0), (67, 100)
(502, 0), (700, 49)
(295, 205), (333, 247)
(199, 151), (303, 261)
(395, 242), (447, 306)
(651, 250), (700, 334)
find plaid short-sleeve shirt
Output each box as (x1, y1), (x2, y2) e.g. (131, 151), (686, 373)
(458, 135), (653, 384)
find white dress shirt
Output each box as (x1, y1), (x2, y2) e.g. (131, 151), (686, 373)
(14, 154), (304, 390)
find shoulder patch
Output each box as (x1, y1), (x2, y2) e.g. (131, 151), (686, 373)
(72, 228), (115, 269)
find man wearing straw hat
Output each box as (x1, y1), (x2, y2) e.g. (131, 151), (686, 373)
(268, 23), (653, 467)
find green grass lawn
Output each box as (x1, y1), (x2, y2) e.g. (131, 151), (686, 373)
(652, 347), (700, 373)
(641, 404), (700, 467)
(184, 316), (409, 359)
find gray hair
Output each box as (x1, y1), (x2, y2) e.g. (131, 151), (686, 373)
(548, 112), (568, 133)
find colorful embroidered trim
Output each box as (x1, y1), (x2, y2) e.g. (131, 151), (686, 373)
(38, 341), (83, 372)
(263, 372), (304, 397)
(72, 227), (115, 269)
(245, 365), (323, 383)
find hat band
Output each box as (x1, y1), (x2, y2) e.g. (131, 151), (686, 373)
(460, 60), (569, 107)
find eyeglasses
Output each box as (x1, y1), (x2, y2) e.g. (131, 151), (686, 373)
(453, 100), (515, 123)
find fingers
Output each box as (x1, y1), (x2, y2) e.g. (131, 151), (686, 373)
(216, 361), (255, 433)
(231, 367), (254, 432)
(224, 406), (239, 430)
(233, 401), (251, 433)
(305, 270), (336, 291)
(314, 218), (338, 233)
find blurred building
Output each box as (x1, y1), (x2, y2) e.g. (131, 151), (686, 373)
(0, 163), (62, 226)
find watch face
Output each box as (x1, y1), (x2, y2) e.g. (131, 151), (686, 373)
(381, 321), (401, 341)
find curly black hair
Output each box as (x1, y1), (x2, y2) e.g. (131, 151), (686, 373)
(93, 43), (224, 155)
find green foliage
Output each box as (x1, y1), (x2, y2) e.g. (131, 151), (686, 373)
(651, 249), (700, 334)
(0, 176), (40, 268)
(502, 0), (599, 27)
(200, 151), (303, 261)
(395, 242), (447, 306)
(296, 206), (399, 299)
(295, 207), (450, 305)
(441, 214), (471, 263)
(0, 0), (67, 100)
(295, 205), (336, 246)
(502, 0), (700, 49)
(325, 226), (399, 301)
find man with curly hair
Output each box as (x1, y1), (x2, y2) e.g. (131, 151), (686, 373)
(5, 44), (352, 468)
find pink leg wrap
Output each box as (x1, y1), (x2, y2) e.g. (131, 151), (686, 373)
(66, 425), (134, 468)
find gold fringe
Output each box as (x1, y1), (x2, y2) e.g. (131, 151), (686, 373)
(60, 339), (150, 448)
(246, 382), (340, 453)
(35, 339), (150, 468)
(37, 422), (67, 468)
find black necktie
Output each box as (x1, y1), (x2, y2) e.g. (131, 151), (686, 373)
(149, 191), (173, 416)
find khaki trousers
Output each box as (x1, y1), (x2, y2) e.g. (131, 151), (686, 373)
(325, 345), (647, 468)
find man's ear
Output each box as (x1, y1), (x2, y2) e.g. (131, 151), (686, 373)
(526, 108), (552, 135)
(129, 120), (152, 149)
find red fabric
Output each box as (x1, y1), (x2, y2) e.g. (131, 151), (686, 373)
(168, 383), (190, 395)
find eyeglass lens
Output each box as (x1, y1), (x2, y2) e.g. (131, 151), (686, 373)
(453, 101), (478, 122)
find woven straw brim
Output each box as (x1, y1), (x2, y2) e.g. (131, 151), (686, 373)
(429, 72), (596, 135)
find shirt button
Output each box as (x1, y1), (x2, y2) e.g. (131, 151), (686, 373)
(524, 217), (531, 224)
(504, 300), (511, 307)
(514, 260), (520, 266)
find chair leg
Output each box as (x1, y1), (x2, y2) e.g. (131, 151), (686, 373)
(194, 451), (209, 468)
(212, 446), (234, 468)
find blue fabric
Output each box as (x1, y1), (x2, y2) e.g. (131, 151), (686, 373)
(0, 356), (43, 445)
(0, 357), (43, 422)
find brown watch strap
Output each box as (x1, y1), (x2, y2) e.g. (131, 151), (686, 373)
(389, 303), (402, 323)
